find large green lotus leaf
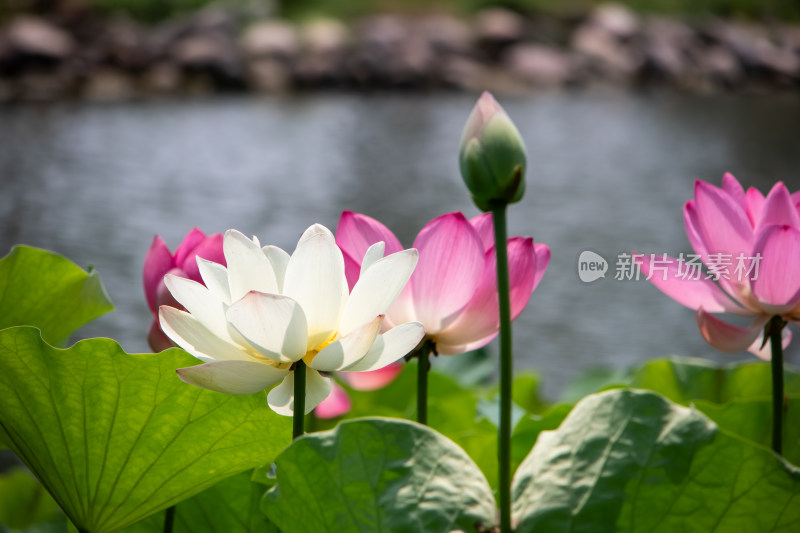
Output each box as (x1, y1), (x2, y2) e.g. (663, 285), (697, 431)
(330, 362), (500, 489)
(511, 404), (572, 475)
(122, 470), (277, 533)
(696, 397), (800, 466)
(0, 468), (64, 531)
(513, 388), (800, 532)
(262, 418), (496, 533)
(0, 246), (113, 345)
(0, 327), (291, 533)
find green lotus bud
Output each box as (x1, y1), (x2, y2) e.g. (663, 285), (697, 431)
(458, 91), (527, 211)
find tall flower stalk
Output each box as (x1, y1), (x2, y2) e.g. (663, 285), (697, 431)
(767, 316), (787, 454)
(459, 91), (529, 533)
(491, 204), (514, 531)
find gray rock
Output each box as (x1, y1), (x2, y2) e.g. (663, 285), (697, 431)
(643, 17), (696, 79)
(141, 62), (182, 94)
(474, 8), (526, 46)
(418, 14), (473, 55)
(247, 57), (291, 91)
(695, 45), (743, 85)
(240, 21), (300, 60)
(171, 32), (244, 86)
(301, 19), (349, 55)
(589, 3), (640, 40)
(6, 16), (75, 60)
(505, 44), (575, 86)
(572, 24), (642, 78)
(83, 68), (135, 100)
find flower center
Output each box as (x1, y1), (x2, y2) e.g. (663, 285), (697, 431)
(302, 333), (338, 365)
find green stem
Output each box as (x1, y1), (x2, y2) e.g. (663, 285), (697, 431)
(768, 316), (785, 455)
(492, 205), (513, 533)
(163, 505), (175, 533)
(293, 360), (306, 440)
(417, 341), (431, 425)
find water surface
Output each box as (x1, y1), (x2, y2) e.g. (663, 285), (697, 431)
(1, 90), (798, 398)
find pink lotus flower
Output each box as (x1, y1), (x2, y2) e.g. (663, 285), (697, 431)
(314, 363), (403, 419)
(638, 173), (799, 358)
(336, 210), (550, 355)
(143, 228), (225, 352)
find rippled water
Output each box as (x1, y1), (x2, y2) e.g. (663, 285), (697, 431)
(1, 90), (798, 398)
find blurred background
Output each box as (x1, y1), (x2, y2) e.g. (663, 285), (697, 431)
(0, 0), (799, 400)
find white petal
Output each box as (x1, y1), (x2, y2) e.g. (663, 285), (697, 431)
(197, 257), (232, 304)
(360, 242), (386, 277)
(343, 322), (425, 372)
(159, 306), (249, 362)
(308, 315), (382, 372)
(267, 369), (332, 416)
(164, 275), (240, 344)
(224, 229), (279, 302)
(339, 249), (419, 336)
(263, 245), (290, 292)
(283, 224), (348, 350)
(226, 292), (308, 364)
(177, 360), (288, 395)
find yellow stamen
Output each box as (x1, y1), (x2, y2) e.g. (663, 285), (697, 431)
(303, 332), (338, 365)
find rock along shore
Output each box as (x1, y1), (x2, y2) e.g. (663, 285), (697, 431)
(1, 3), (799, 101)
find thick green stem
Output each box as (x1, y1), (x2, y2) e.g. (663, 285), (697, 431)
(293, 360), (306, 440)
(492, 205), (513, 533)
(163, 505), (175, 533)
(417, 341), (432, 425)
(768, 316), (786, 455)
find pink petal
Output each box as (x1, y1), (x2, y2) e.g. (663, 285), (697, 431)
(147, 320), (176, 352)
(792, 190), (800, 212)
(532, 244), (550, 291)
(747, 327), (792, 361)
(143, 235), (175, 314)
(696, 308), (767, 353)
(437, 333), (497, 355)
(314, 382), (352, 419)
(684, 199), (743, 300)
(469, 213), (495, 251)
(636, 254), (751, 315)
(435, 236), (537, 346)
(410, 213), (485, 333)
(755, 182), (800, 233)
(692, 179), (753, 257)
(181, 233), (225, 283)
(751, 224), (800, 315)
(155, 267), (186, 310)
(336, 211), (404, 290)
(173, 228), (207, 270)
(721, 172), (746, 209)
(745, 188), (765, 228)
(343, 362), (403, 390)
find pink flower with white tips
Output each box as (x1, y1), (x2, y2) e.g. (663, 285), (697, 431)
(336, 210), (550, 355)
(638, 173), (799, 358)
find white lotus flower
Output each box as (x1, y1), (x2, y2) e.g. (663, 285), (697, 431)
(159, 224), (424, 416)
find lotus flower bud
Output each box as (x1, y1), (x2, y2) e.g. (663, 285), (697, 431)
(459, 91), (527, 211)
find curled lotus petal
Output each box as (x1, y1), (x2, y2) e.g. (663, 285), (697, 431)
(747, 327), (792, 361)
(696, 308), (767, 353)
